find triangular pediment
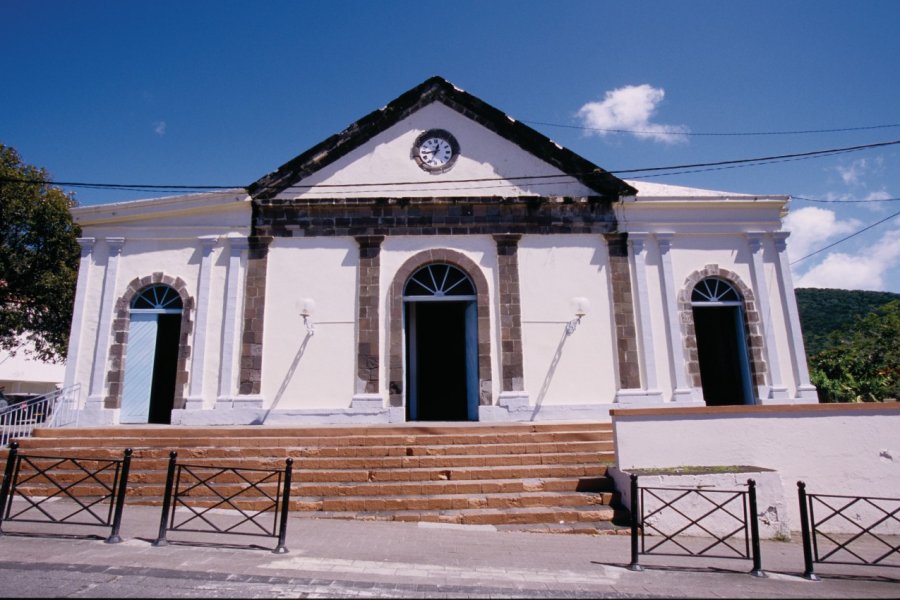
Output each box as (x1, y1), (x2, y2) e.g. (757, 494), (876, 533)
(248, 76), (636, 201)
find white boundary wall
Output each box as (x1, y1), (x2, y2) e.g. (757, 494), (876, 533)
(610, 403), (900, 536)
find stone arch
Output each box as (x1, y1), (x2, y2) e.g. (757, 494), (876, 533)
(678, 264), (766, 395)
(105, 272), (195, 410)
(388, 249), (492, 409)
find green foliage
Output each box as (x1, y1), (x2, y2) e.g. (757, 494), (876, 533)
(796, 288), (900, 356)
(0, 144), (81, 362)
(807, 300), (900, 402)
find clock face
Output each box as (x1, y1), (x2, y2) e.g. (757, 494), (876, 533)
(412, 129), (459, 173)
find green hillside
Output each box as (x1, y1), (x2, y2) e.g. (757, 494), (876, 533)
(795, 288), (900, 356)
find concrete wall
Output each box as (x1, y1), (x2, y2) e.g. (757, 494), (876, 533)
(610, 403), (900, 535)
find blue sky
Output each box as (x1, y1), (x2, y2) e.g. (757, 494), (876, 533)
(3, 1), (899, 292)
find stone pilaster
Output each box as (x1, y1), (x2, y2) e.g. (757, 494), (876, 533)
(237, 235), (272, 399)
(604, 233), (641, 390)
(355, 235), (384, 399)
(494, 235), (525, 399)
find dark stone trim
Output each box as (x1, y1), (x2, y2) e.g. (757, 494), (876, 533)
(388, 250), (492, 409)
(679, 265), (767, 393)
(238, 236), (273, 396)
(493, 234), (524, 392)
(254, 196), (617, 239)
(105, 274), (194, 411)
(604, 233), (641, 389)
(355, 235), (384, 394)
(247, 76), (635, 200)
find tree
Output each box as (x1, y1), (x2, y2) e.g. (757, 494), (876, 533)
(809, 300), (900, 402)
(0, 144), (81, 362)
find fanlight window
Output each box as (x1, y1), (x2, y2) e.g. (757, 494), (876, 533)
(404, 264), (475, 299)
(131, 284), (183, 311)
(691, 277), (741, 304)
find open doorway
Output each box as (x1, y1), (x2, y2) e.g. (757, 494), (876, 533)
(120, 285), (183, 424)
(691, 278), (754, 406)
(404, 264), (479, 421)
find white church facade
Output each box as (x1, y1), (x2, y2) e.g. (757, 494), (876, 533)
(63, 77), (818, 427)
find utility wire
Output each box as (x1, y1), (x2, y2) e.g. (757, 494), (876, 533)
(792, 195), (900, 204)
(790, 209), (900, 264)
(2, 139), (897, 194)
(522, 120), (900, 137)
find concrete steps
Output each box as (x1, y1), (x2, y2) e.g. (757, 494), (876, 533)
(5, 422), (627, 533)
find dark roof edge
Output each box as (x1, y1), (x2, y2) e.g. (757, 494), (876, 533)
(248, 76), (637, 200)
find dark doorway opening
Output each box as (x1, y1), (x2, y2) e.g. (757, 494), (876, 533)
(693, 306), (753, 406)
(406, 302), (469, 421)
(148, 313), (180, 424)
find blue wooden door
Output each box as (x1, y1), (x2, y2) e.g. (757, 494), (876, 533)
(120, 312), (158, 423)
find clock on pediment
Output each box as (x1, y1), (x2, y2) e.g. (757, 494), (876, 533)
(412, 129), (459, 174)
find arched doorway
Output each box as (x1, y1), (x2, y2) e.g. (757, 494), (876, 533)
(690, 277), (754, 406)
(404, 263), (479, 421)
(120, 284), (183, 423)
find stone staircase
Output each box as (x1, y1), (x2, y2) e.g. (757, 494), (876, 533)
(4, 422), (628, 534)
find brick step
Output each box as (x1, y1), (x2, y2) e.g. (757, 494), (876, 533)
(29, 422), (612, 440)
(17, 432), (613, 452)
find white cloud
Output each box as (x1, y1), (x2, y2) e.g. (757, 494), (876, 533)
(794, 227), (900, 291)
(577, 84), (689, 144)
(834, 157), (883, 186)
(782, 206), (860, 261)
(154, 121), (167, 136)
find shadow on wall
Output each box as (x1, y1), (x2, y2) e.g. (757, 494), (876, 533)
(253, 331), (314, 425)
(531, 326), (572, 420)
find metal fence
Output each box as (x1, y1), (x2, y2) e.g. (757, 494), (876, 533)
(797, 481), (900, 580)
(0, 385), (81, 446)
(152, 451), (294, 553)
(628, 474), (764, 577)
(0, 442), (132, 543)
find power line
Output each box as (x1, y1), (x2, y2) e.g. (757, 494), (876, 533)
(790, 209), (900, 265)
(521, 119), (900, 137)
(3, 139), (896, 195)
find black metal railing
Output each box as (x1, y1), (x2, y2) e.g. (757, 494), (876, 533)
(628, 474), (764, 576)
(797, 481), (900, 580)
(0, 442), (132, 543)
(152, 451), (294, 553)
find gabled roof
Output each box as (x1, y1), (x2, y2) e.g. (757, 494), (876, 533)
(248, 76), (637, 200)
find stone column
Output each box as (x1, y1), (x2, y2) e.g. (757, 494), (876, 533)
(185, 236), (218, 410)
(655, 234), (698, 404)
(236, 235), (271, 406)
(747, 233), (789, 402)
(63, 237), (95, 393)
(217, 236), (248, 407)
(494, 234), (528, 410)
(352, 235), (384, 410)
(773, 232), (819, 403)
(604, 233), (641, 391)
(86, 237), (124, 410)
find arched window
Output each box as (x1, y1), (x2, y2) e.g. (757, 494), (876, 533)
(131, 284), (184, 311)
(691, 277), (741, 304)
(403, 264), (476, 299)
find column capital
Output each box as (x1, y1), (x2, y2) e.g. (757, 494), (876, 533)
(354, 235), (385, 249)
(745, 232), (765, 253)
(227, 236), (249, 251)
(105, 237), (125, 254)
(655, 233), (675, 253)
(772, 231), (790, 252)
(77, 237), (96, 251)
(628, 235), (648, 254)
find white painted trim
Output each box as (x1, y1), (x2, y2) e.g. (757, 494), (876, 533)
(87, 237), (124, 408)
(746, 233), (789, 401)
(186, 236), (218, 409)
(628, 234), (660, 392)
(217, 236), (247, 403)
(63, 238), (95, 393)
(655, 234), (696, 403)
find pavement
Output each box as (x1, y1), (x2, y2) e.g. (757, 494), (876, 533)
(0, 501), (897, 598)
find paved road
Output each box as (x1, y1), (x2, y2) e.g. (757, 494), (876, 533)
(0, 503), (897, 598)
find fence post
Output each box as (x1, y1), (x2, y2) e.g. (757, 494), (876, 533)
(106, 448), (133, 544)
(746, 479), (765, 577)
(152, 451), (178, 547)
(797, 481), (819, 581)
(628, 473), (642, 571)
(0, 442), (19, 535)
(273, 457), (293, 554)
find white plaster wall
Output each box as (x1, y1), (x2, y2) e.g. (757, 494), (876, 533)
(380, 236), (498, 405)
(277, 102), (596, 199)
(262, 238), (358, 409)
(636, 239), (675, 398)
(612, 406), (900, 533)
(518, 236), (618, 406)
